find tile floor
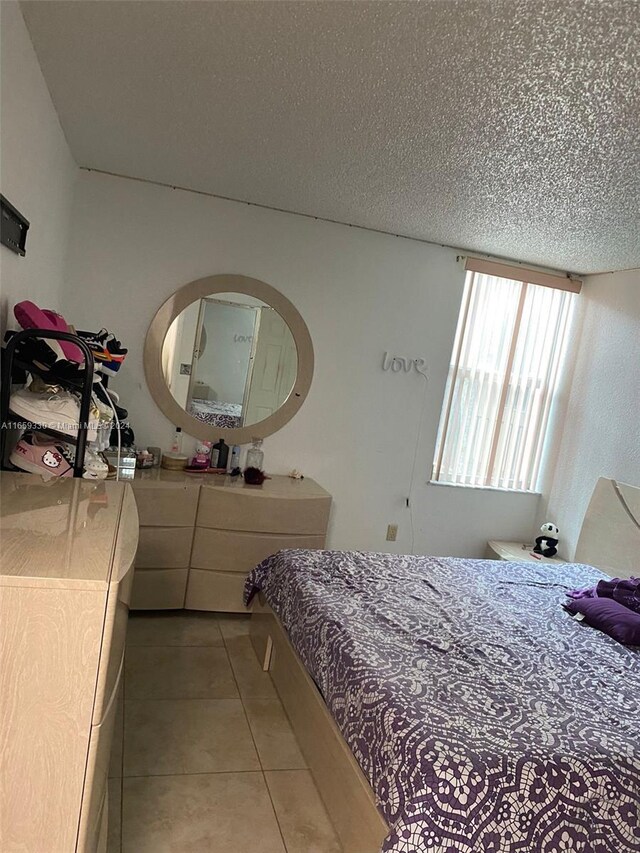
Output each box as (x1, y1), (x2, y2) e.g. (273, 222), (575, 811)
(108, 611), (342, 853)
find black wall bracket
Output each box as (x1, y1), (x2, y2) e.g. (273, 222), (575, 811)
(0, 194), (29, 256)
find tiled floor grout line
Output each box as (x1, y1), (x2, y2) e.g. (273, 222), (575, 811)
(219, 624), (344, 853)
(261, 769), (290, 853)
(122, 616), (331, 853)
(123, 768), (268, 779)
(124, 695), (242, 701)
(126, 643), (227, 648)
(121, 627), (230, 851)
(124, 766), (313, 779)
(220, 626), (291, 853)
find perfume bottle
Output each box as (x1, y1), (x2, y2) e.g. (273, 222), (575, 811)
(170, 427), (182, 454)
(246, 437), (264, 470)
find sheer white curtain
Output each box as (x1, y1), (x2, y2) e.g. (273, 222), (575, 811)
(433, 269), (575, 491)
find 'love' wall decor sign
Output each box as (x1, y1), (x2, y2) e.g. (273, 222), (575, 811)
(382, 352), (428, 378)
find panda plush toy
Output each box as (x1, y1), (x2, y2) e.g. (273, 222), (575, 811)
(533, 522), (559, 558)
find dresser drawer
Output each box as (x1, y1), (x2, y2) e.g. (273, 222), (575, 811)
(131, 482), (200, 527)
(185, 569), (250, 612)
(92, 548), (134, 725)
(197, 486), (330, 534)
(112, 486), (139, 582)
(77, 664), (120, 853)
(135, 526), (194, 569)
(191, 528), (325, 573)
(130, 568), (188, 609)
(96, 788), (108, 853)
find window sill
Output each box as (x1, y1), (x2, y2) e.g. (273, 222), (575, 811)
(428, 480), (541, 496)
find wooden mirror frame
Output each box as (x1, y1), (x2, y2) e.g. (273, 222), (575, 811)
(144, 274), (314, 444)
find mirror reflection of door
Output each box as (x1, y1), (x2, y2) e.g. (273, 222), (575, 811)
(164, 300), (200, 409)
(187, 299), (259, 427)
(161, 291), (298, 429)
(245, 308), (298, 424)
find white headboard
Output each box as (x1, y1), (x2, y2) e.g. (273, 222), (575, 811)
(575, 477), (640, 578)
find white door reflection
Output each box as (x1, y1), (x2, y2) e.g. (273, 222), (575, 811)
(162, 292), (298, 429)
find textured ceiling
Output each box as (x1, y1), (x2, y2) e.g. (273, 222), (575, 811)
(21, 0), (640, 274)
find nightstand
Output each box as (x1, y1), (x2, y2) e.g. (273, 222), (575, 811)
(485, 540), (566, 564)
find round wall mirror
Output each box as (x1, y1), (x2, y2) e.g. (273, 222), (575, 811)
(144, 275), (314, 443)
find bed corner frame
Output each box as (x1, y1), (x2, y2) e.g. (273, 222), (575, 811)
(250, 602), (388, 853)
(574, 477), (640, 578)
(250, 476), (639, 852)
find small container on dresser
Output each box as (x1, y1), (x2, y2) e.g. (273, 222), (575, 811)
(245, 437), (264, 469)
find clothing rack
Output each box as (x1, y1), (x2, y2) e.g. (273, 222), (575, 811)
(0, 328), (95, 478)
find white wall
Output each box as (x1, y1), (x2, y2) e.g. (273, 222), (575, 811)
(1, 2), (633, 564)
(62, 170), (539, 556)
(539, 269), (640, 558)
(0, 3), (77, 334)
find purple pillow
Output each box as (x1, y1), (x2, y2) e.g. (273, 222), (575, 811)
(565, 597), (640, 646)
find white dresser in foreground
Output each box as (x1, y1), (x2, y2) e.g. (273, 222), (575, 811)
(130, 470), (332, 612)
(0, 473), (139, 853)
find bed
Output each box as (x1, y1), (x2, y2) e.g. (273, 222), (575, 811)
(187, 398), (242, 428)
(245, 478), (640, 853)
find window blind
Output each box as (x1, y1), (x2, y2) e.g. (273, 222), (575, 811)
(432, 269), (576, 491)
(464, 257), (582, 293)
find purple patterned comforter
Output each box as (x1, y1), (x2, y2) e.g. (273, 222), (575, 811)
(188, 399), (242, 429)
(244, 550), (640, 853)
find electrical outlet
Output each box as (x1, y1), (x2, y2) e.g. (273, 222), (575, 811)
(386, 524), (398, 542)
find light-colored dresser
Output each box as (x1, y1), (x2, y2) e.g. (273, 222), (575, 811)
(0, 472), (139, 853)
(129, 470), (201, 609)
(187, 474), (331, 611)
(130, 471), (331, 611)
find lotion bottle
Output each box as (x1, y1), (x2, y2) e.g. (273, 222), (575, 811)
(229, 445), (241, 471)
(170, 427), (182, 454)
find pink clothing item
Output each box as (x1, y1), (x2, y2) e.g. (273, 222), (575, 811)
(13, 301), (84, 363)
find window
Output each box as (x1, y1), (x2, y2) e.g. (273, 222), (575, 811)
(432, 259), (579, 492)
